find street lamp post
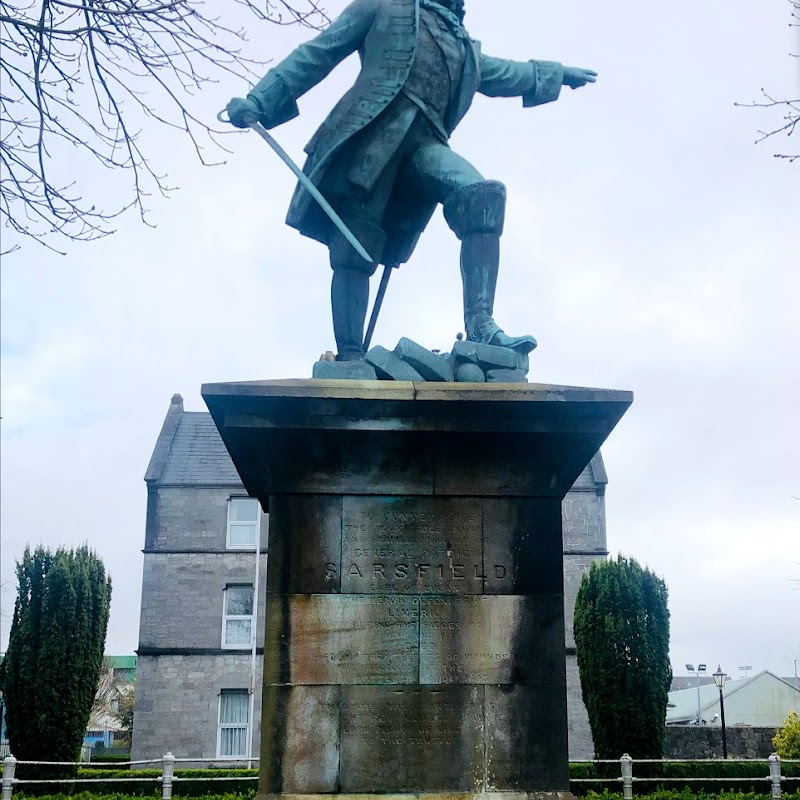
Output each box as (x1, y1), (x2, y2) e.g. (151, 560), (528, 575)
(713, 665), (728, 759)
(686, 663), (707, 725)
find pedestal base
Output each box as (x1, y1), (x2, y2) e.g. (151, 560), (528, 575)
(202, 380), (631, 797)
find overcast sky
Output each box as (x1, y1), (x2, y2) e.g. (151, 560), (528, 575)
(1, 0), (798, 681)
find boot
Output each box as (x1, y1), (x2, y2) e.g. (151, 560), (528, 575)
(444, 181), (537, 354)
(328, 220), (386, 361)
(331, 269), (370, 361)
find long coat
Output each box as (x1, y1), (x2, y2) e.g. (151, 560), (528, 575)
(248, 0), (565, 265)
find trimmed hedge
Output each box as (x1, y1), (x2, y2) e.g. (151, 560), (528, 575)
(15, 771), (258, 798)
(13, 764), (798, 799)
(570, 761), (800, 796)
(15, 795), (253, 800)
(86, 757), (132, 765)
(72, 770), (257, 797)
(13, 791), (800, 800)
(581, 792), (799, 800)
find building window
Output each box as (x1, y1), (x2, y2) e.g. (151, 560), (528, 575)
(217, 689), (250, 758)
(222, 584), (254, 649)
(227, 497), (259, 549)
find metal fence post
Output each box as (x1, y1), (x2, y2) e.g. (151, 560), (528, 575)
(161, 752), (176, 800)
(768, 753), (782, 800)
(1, 756), (17, 800)
(620, 753), (633, 800)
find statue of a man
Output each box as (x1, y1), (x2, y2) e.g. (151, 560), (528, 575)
(227, 0), (596, 361)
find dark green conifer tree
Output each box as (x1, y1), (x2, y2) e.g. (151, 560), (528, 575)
(0, 545), (111, 768)
(573, 555), (672, 760)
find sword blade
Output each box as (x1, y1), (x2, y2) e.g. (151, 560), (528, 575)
(249, 122), (374, 265)
(363, 263), (395, 352)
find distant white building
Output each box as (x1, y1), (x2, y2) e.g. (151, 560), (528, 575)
(667, 671), (800, 727)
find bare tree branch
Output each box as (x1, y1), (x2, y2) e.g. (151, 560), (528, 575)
(0, 0), (329, 251)
(736, 0), (799, 163)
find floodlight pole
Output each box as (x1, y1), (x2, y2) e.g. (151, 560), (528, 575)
(686, 662), (706, 725)
(713, 665), (729, 759)
(696, 674), (702, 725)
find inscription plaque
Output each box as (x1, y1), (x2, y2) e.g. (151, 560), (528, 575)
(419, 596), (566, 685)
(420, 596), (513, 684)
(341, 496), (484, 594)
(263, 595), (419, 684)
(339, 685), (484, 792)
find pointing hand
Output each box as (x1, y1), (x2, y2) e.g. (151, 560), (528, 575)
(562, 67), (598, 90)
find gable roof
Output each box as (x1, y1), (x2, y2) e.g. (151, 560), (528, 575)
(144, 396), (242, 487)
(570, 451), (608, 495)
(667, 670), (800, 723)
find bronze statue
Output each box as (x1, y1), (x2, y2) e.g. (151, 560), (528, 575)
(227, 0), (596, 361)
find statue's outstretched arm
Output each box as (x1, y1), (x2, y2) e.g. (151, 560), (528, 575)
(479, 55), (596, 108)
(233, 0), (378, 129)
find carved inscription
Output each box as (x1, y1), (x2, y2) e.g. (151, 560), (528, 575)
(342, 700), (457, 747)
(283, 595), (419, 684)
(419, 597), (515, 684)
(341, 497), (491, 594)
(339, 686), (484, 792)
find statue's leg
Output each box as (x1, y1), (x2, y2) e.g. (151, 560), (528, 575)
(410, 145), (537, 353)
(329, 220), (386, 360)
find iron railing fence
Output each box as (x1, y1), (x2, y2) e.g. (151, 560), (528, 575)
(1, 752), (798, 799)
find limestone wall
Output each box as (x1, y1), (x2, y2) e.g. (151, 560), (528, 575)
(664, 725), (779, 759)
(131, 654), (262, 762)
(138, 552), (268, 651)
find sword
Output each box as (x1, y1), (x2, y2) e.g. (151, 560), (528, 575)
(220, 110), (401, 349)
(363, 263), (397, 352)
(218, 111), (373, 265)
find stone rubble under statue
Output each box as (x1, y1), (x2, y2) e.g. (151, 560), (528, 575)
(313, 336), (531, 382)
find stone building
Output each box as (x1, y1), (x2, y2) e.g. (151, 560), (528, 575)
(131, 394), (609, 762)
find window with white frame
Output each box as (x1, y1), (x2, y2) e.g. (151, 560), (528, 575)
(222, 584), (254, 649)
(226, 497), (259, 549)
(217, 689), (250, 758)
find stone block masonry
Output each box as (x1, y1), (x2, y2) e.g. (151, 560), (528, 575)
(132, 654), (263, 762)
(202, 379), (632, 795)
(138, 553), (268, 651)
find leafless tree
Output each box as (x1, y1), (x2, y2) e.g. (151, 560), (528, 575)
(88, 657), (118, 727)
(0, 0), (327, 253)
(736, 0), (799, 163)
(88, 659), (136, 746)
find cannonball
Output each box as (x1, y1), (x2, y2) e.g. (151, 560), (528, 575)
(455, 363), (486, 383)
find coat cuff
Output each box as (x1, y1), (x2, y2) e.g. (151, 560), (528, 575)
(523, 60), (564, 107)
(247, 72), (300, 128)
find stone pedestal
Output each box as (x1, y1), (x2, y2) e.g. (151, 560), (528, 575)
(202, 380), (632, 800)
